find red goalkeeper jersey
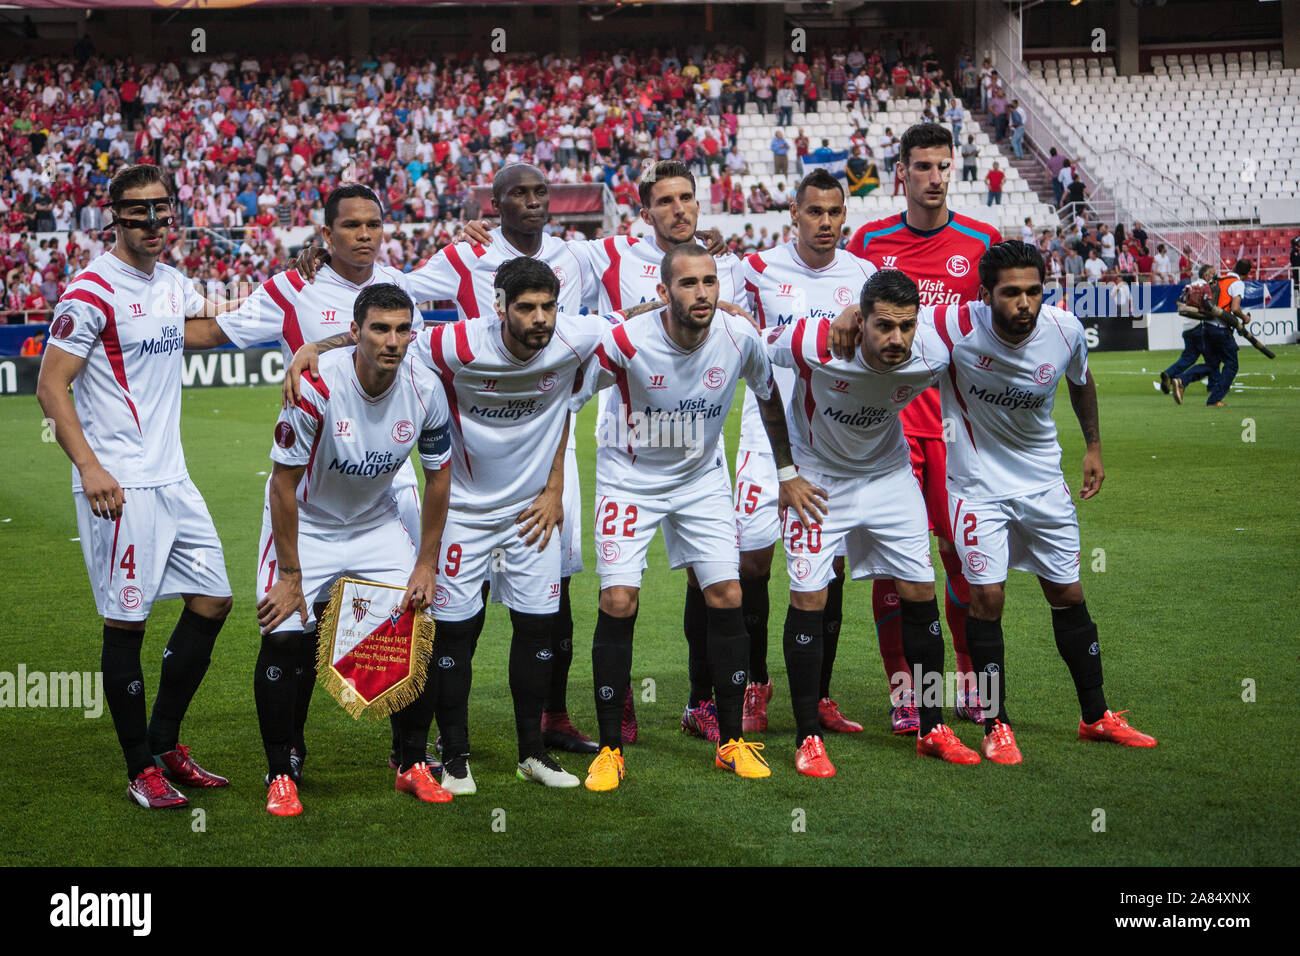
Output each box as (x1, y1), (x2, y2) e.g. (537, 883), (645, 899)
(848, 210), (1001, 438)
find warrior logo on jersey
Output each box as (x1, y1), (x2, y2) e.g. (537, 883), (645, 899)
(1034, 363), (1056, 385)
(647, 374), (667, 389)
(129, 302), (145, 318)
(599, 541), (621, 562)
(946, 255), (971, 278)
(976, 355), (993, 370)
(831, 379), (850, 393)
(778, 284), (794, 297)
(834, 286), (853, 306)
(392, 420), (414, 443)
(703, 367), (727, 390)
(335, 420), (352, 438)
(641, 264), (658, 278)
(50, 314), (74, 339)
(892, 385), (914, 403)
(482, 378), (499, 393)
(322, 310), (339, 324)
(274, 421), (296, 448)
(352, 598), (371, 623)
(882, 255), (899, 269)
(965, 550), (989, 574)
(537, 372), (557, 393)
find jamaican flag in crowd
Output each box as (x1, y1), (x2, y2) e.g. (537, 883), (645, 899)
(847, 154), (880, 196)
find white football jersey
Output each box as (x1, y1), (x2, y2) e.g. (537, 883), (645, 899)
(767, 315), (946, 479)
(270, 348), (450, 532)
(573, 234), (745, 312)
(739, 243), (877, 452)
(48, 251), (205, 491)
(216, 262), (421, 364)
(410, 312), (609, 515)
(405, 228), (594, 318)
(932, 301), (1089, 501)
(583, 309), (774, 496)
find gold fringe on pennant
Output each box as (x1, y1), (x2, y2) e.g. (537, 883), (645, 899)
(316, 577), (437, 720)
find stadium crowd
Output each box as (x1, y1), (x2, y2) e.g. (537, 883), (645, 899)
(2, 37), (974, 322)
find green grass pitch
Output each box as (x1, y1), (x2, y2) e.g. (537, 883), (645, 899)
(1, 348), (1297, 866)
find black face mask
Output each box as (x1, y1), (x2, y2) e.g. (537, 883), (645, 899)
(106, 197), (176, 231)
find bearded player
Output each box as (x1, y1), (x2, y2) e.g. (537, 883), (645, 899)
(257, 284), (453, 814)
(576, 244), (777, 792)
(931, 241), (1157, 763)
(841, 123), (1000, 733)
(185, 183), (430, 777)
(37, 163), (233, 809)
(760, 269), (983, 775)
(465, 160), (739, 746)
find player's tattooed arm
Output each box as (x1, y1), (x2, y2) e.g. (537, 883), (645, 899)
(259, 463), (309, 633)
(1067, 369), (1105, 500)
(827, 306), (862, 360)
(518, 415), (569, 551)
(758, 384), (828, 527)
(403, 465), (451, 611)
(282, 332), (356, 407)
(36, 346), (124, 520)
(290, 238), (329, 282)
(619, 298), (666, 320)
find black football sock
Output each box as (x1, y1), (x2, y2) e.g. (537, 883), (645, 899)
(102, 625), (151, 780)
(783, 607), (823, 745)
(706, 605), (749, 743)
(544, 577), (573, 713)
(254, 631), (299, 779)
(592, 609), (636, 751)
(147, 607), (223, 754)
(432, 613), (482, 761)
(509, 609), (554, 761)
(684, 584), (711, 705)
(1052, 602), (1108, 724)
(900, 597), (945, 736)
(395, 645), (439, 773)
(294, 628), (318, 755)
(819, 573), (844, 699)
(965, 616), (1008, 734)
(740, 572), (771, 684)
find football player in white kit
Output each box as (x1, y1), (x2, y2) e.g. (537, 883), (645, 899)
(761, 269), (982, 775)
(735, 169), (876, 737)
(933, 241), (1157, 764)
(257, 284), (453, 815)
(575, 243), (778, 792)
(183, 184), (428, 776)
(464, 160), (738, 746)
(37, 164), (233, 809)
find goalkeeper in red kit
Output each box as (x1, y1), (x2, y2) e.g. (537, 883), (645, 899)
(839, 123), (1000, 735)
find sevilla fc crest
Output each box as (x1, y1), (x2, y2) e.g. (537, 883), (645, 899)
(1034, 363), (1056, 385)
(537, 372), (557, 392)
(946, 255), (970, 278)
(352, 598), (371, 622)
(892, 385), (913, 403)
(834, 286), (853, 307)
(703, 366), (726, 390)
(392, 420), (414, 443)
(965, 550), (989, 574)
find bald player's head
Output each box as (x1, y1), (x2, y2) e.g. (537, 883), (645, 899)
(492, 164), (550, 233)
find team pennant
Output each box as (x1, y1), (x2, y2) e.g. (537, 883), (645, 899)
(316, 577), (434, 719)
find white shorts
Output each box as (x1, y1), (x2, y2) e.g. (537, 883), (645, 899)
(596, 466), (739, 591)
(784, 465), (934, 592)
(433, 506), (562, 621)
(76, 478), (232, 622)
(735, 449), (848, 559)
(560, 444), (584, 578)
(950, 481), (1082, 586)
(257, 515), (417, 634)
